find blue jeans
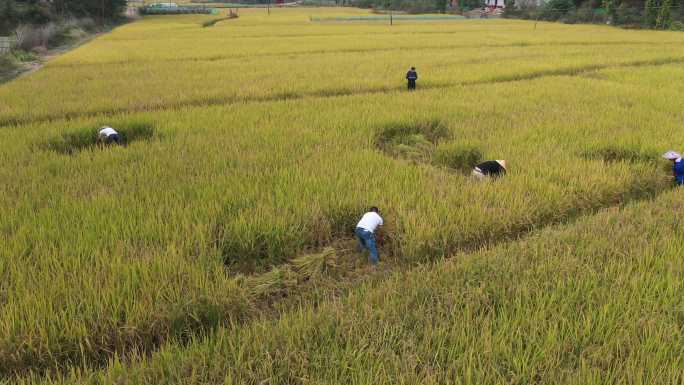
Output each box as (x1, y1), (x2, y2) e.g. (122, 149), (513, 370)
(355, 227), (379, 264)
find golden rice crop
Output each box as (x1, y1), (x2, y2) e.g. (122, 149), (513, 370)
(2, 7), (684, 383)
(44, 187), (684, 385)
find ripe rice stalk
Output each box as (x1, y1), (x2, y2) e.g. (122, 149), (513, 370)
(245, 266), (298, 298)
(291, 247), (337, 279)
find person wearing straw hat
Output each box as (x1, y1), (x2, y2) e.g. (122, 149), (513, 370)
(662, 151), (684, 185)
(472, 160), (507, 179)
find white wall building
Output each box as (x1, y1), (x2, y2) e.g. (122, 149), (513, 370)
(485, 0), (505, 7)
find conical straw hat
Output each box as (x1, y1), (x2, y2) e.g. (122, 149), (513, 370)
(662, 151), (681, 160)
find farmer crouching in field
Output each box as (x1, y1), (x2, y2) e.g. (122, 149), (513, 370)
(472, 160), (507, 179)
(406, 67), (418, 91)
(355, 207), (384, 265)
(97, 126), (121, 145)
(662, 151), (684, 185)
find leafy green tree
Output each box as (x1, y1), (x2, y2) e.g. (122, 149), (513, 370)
(63, 0), (127, 20)
(542, 0), (575, 20)
(459, 0), (484, 10)
(0, 0), (18, 35)
(656, 0), (671, 28)
(603, 0), (618, 23)
(644, 0), (659, 27)
(435, 0), (448, 12)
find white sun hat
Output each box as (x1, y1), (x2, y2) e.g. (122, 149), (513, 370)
(496, 160), (507, 170)
(662, 151), (681, 160)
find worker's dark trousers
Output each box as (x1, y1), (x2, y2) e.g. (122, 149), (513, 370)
(105, 134), (121, 145)
(407, 80), (416, 91)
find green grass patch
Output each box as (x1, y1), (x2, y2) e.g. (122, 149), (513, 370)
(433, 143), (483, 172)
(43, 122), (156, 155)
(376, 119), (450, 163)
(582, 145), (658, 163)
(377, 120), (482, 173)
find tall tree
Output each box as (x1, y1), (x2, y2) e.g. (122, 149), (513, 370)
(656, 0), (671, 28)
(0, 0), (18, 35)
(644, 0), (659, 27)
(603, 0), (618, 23)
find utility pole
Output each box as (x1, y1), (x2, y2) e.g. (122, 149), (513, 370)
(267, 0), (270, 15)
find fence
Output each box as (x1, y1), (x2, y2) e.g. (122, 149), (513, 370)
(0, 37), (16, 54)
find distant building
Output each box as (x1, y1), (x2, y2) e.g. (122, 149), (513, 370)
(148, 2), (179, 8)
(484, 0), (548, 7)
(485, 0), (505, 7)
(514, 0), (547, 6)
(451, 0), (505, 8)
(452, 0), (546, 10)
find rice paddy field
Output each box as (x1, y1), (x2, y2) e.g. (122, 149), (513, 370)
(2, 7), (684, 384)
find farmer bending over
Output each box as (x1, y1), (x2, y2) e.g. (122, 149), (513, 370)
(472, 160), (507, 179)
(662, 151), (684, 185)
(355, 206), (384, 264)
(406, 66), (418, 91)
(98, 126), (121, 145)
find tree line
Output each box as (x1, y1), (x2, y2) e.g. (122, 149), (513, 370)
(506, 0), (684, 29)
(315, 0), (684, 28)
(1, 0), (127, 35)
(3, 0), (683, 36)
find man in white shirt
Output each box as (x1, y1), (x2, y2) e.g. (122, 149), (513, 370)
(98, 126), (121, 145)
(355, 206), (383, 264)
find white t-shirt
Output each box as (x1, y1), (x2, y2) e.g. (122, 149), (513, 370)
(356, 212), (383, 233)
(98, 127), (118, 139)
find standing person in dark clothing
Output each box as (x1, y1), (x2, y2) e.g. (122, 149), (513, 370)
(406, 66), (418, 91)
(472, 160), (507, 179)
